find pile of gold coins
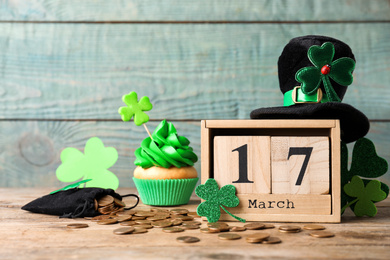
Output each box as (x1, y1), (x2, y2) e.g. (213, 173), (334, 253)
(67, 204), (335, 244)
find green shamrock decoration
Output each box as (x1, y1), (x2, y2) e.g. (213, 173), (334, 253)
(118, 91), (153, 126)
(296, 42), (355, 102)
(50, 179), (92, 194)
(196, 178), (245, 223)
(343, 176), (386, 217)
(56, 137), (119, 190)
(341, 138), (389, 216)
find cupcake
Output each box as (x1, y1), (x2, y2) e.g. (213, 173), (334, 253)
(133, 119), (198, 206)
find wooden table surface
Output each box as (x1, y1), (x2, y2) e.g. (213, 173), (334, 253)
(1, 188), (389, 260)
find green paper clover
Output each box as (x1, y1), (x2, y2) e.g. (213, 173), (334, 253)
(196, 178), (245, 223)
(296, 42), (355, 102)
(118, 91), (153, 126)
(341, 138), (389, 216)
(343, 176), (386, 217)
(56, 137), (119, 190)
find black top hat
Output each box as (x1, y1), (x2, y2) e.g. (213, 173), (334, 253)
(250, 35), (369, 143)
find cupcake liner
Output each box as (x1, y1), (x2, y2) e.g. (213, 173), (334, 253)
(133, 177), (199, 206)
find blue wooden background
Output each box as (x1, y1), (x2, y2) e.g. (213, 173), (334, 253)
(0, 0), (389, 187)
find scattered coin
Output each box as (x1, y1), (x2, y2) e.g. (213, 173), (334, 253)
(171, 219), (183, 226)
(67, 223), (89, 229)
(115, 215), (133, 222)
(262, 237), (282, 244)
(278, 225), (301, 233)
(309, 231), (335, 238)
(182, 224), (200, 230)
(170, 209), (189, 215)
(133, 224), (153, 229)
(132, 227), (148, 234)
(177, 236), (200, 243)
(120, 221), (136, 226)
(162, 227), (185, 233)
(263, 224), (275, 229)
(152, 221), (172, 228)
(218, 233), (241, 240)
(244, 223), (265, 230)
(135, 220), (151, 225)
(91, 215), (111, 222)
(188, 212), (201, 218)
(173, 215), (194, 221)
(182, 221), (202, 226)
(97, 219), (118, 225)
(147, 216), (167, 221)
(230, 226), (246, 232)
(132, 216), (147, 220)
(207, 222), (229, 227)
(303, 224), (326, 230)
(113, 227), (135, 235)
(135, 212), (155, 217)
(208, 225), (230, 232)
(246, 233), (271, 243)
(200, 228), (219, 234)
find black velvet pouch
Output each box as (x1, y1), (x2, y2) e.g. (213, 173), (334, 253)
(21, 188), (139, 218)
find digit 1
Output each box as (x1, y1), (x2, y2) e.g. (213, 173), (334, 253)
(232, 144), (254, 183)
(287, 147), (313, 186)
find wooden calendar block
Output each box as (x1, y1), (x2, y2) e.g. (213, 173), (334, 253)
(214, 136), (271, 194)
(271, 136), (330, 194)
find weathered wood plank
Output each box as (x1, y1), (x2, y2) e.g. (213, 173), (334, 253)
(0, 0), (389, 21)
(0, 23), (389, 120)
(0, 120), (388, 188)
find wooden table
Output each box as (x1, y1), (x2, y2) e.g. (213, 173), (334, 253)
(2, 188), (389, 259)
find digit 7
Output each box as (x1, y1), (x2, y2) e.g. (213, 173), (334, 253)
(288, 147), (313, 186)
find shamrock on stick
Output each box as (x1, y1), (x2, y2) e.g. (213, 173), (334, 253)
(196, 178), (245, 223)
(118, 91), (153, 138)
(56, 137), (119, 190)
(296, 42), (355, 102)
(343, 176), (387, 217)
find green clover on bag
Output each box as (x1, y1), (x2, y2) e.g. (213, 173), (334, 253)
(343, 176), (387, 217)
(295, 42), (355, 102)
(196, 178), (245, 223)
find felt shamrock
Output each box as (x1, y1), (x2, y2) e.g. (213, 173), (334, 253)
(118, 91), (153, 126)
(342, 176), (387, 217)
(56, 137), (119, 190)
(50, 179), (92, 194)
(341, 138), (389, 216)
(296, 42), (355, 102)
(196, 178), (245, 223)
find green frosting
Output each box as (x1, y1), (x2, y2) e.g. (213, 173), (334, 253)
(134, 120), (198, 169)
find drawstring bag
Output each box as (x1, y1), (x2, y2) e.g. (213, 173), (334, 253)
(21, 188), (139, 218)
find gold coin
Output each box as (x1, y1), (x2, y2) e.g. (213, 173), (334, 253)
(188, 212), (201, 218)
(115, 215), (132, 222)
(278, 225), (301, 232)
(91, 215), (111, 222)
(135, 220), (151, 225)
(171, 219), (183, 226)
(173, 215), (194, 221)
(262, 237), (282, 244)
(303, 224), (326, 230)
(230, 226), (246, 232)
(176, 236), (200, 243)
(132, 216), (146, 220)
(114, 198), (126, 207)
(113, 227), (135, 235)
(310, 231), (335, 238)
(97, 195), (114, 207)
(97, 219), (118, 225)
(152, 221), (172, 228)
(218, 233), (241, 240)
(151, 208), (170, 213)
(182, 221), (202, 226)
(133, 224), (153, 229)
(162, 227), (185, 233)
(207, 222), (229, 227)
(132, 227), (148, 234)
(120, 221), (136, 226)
(183, 224), (200, 230)
(200, 228), (219, 234)
(94, 199), (98, 211)
(263, 224), (275, 229)
(244, 223), (265, 230)
(147, 216), (167, 221)
(67, 223), (89, 229)
(208, 226), (230, 232)
(134, 212), (155, 217)
(246, 233), (270, 243)
(170, 209), (189, 215)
